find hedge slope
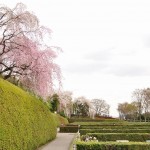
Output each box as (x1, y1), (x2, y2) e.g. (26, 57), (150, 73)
(0, 78), (57, 150)
(52, 113), (68, 127)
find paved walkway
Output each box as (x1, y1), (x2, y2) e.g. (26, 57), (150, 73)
(37, 133), (76, 150)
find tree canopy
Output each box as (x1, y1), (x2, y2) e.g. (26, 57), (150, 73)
(0, 3), (61, 98)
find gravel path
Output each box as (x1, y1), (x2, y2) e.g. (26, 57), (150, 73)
(37, 133), (76, 150)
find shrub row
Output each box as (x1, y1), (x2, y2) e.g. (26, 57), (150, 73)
(71, 120), (150, 124)
(80, 125), (150, 129)
(85, 133), (150, 142)
(66, 124), (80, 126)
(80, 129), (150, 135)
(76, 141), (150, 150)
(60, 125), (79, 133)
(0, 78), (57, 150)
(69, 118), (122, 123)
(70, 122), (125, 125)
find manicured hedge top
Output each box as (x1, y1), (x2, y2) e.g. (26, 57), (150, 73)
(80, 129), (150, 135)
(69, 118), (122, 123)
(86, 133), (150, 142)
(76, 141), (150, 150)
(80, 125), (150, 129)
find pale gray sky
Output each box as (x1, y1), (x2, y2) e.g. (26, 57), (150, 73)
(2, 0), (150, 117)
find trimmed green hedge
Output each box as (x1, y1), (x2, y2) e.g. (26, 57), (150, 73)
(69, 118), (121, 123)
(80, 125), (150, 129)
(71, 122), (126, 126)
(71, 122), (150, 126)
(0, 78), (57, 150)
(80, 129), (150, 135)
(85, 133), (150, 142)
(76, 141), (150, 150)
(60, 125), (79, 133)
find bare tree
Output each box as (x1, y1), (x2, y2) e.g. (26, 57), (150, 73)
(117, 102), (138, 120)
(132, 89), (144, 121)
(143, 88), (150, 122)
(91, 99), (109, 116)
(118, 88), (150, 121)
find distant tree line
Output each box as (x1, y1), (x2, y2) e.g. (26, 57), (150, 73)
(47, 91), (110, 118)
(118, 88), (150, 122)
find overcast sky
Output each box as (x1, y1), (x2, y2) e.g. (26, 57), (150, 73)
(2, 0), (150, 117)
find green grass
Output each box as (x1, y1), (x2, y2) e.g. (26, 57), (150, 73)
(0, 78), (57, 150)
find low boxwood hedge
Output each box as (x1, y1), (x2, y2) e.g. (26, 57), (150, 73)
(0, 78), (57, 150)
(85, 133), (150, 142)
(80, 125), (150, 129)
(69, 118), (121, 123)
(70, 122), (126, 125)
(71, 121), (150, 126)
(76, 141), (150, 150)
(60, 125), (79, 133)
(80, 129), (150, 135)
